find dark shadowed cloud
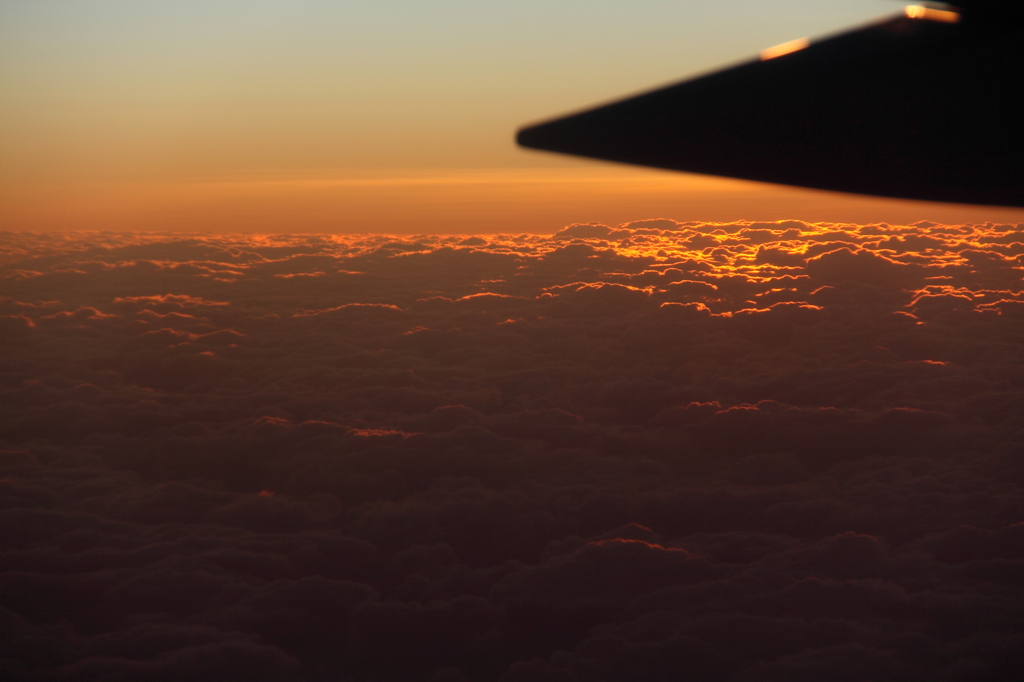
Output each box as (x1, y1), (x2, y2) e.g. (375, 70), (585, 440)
(1, 220), (1023, 680)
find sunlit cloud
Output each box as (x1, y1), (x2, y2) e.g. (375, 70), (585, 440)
(2, 221), (1023, 679)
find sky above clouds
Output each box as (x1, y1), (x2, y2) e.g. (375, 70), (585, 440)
(7, 0), (1023, 231)
(2, 0), (899, 173)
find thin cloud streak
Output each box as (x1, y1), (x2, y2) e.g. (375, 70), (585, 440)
(6, 169), (1024, 233)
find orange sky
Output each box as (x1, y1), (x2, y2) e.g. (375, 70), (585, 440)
(3, 0), (1022, 233)
(5, 167), (1024, 234)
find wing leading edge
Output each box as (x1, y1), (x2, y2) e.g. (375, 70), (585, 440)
(516, 4), (1024, 207)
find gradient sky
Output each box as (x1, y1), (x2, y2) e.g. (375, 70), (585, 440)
(4, 0), (1024, 232)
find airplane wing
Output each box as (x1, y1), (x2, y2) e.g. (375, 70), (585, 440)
(516, 3), (1024, 207)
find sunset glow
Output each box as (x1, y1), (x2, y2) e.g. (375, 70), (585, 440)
(7, 167), (1024, 234)
(3, 0), (1023, 679)
(5, 0), (981, 235)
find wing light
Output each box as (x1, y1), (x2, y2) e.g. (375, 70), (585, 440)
(759, 38), (811, 61)
(905, 5), (961, 22)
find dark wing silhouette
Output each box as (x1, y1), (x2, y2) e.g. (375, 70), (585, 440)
(517, 3), (1024, 207)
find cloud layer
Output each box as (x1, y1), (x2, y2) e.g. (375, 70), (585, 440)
(2, 220), (1023, 680)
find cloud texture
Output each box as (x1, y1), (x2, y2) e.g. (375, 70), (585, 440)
(1, 220), (1023, 680)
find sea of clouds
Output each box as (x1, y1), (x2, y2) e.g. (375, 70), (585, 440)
(1, 219), (1023, 681)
